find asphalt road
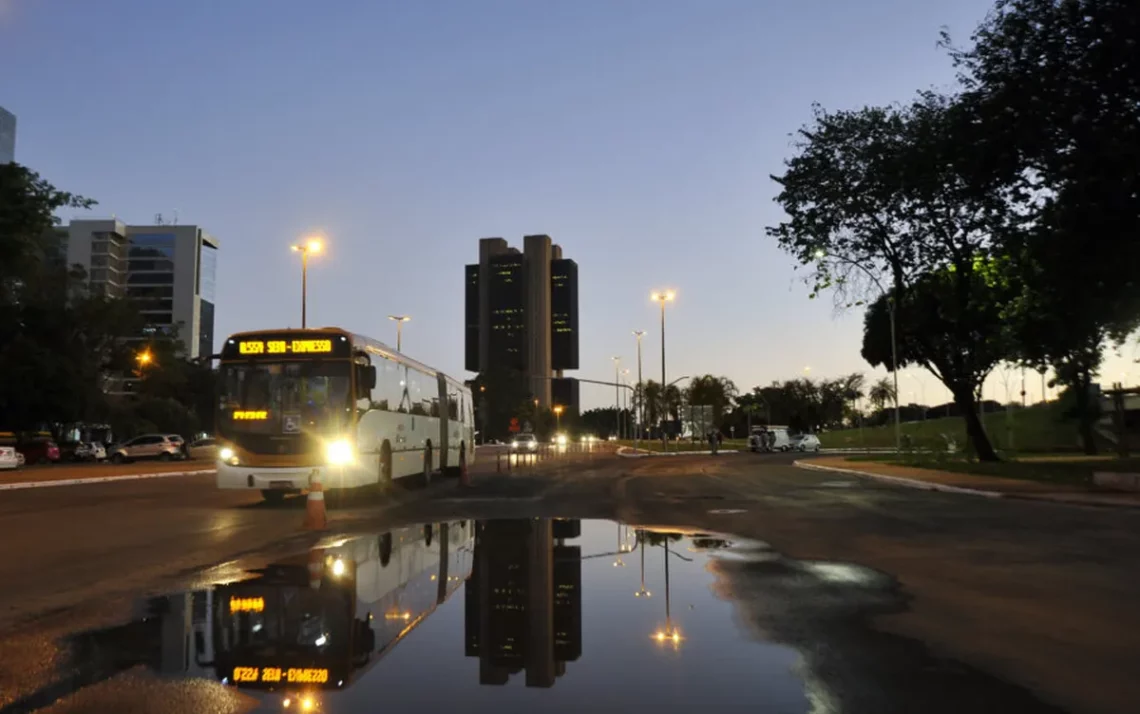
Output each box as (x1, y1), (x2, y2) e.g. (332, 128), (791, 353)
(2, 450), (1138, 714)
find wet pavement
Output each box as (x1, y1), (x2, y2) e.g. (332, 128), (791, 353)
(0, 518), (1068, 714)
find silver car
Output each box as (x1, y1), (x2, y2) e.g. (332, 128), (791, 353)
(107, 434), (184, 463)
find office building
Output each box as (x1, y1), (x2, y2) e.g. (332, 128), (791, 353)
(66, 220), (219, 360)
(0, 106), (15, 164)
(465, 235), (579, 409)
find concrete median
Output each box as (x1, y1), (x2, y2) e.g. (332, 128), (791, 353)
(0, 460), (216, 491)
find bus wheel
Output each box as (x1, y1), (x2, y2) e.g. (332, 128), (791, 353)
(422, 445), (432, 487)
(379, 533), (392, 566)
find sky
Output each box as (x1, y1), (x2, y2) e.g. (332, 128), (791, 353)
(3, 0), (1137, 409)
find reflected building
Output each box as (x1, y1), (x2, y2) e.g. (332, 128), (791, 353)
(465, 518), (582, 688)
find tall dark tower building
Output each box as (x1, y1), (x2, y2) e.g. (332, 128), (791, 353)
(466, 236), (579, 410)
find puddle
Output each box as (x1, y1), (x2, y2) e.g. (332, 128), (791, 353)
(0, 520), (1066, 713)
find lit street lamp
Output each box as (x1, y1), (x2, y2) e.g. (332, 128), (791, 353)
(651, 290), (675, 451)
(387, 315), (411, 352)
(291, 237), (323, 329)
(553, 404), (564, 431)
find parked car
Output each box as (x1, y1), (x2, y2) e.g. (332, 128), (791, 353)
(73, 442), (107, 462)
(16, 438), (61, 465)
(510, 433), (539, 452)
(0, 446), (18, 470)
(107, 434), (184, 463)
(793, 433), (822, 452)
(187, 437), (218, 460)
(748, 426), (793, 452)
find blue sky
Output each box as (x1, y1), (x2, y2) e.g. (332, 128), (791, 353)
(4, 0), (1135, 408)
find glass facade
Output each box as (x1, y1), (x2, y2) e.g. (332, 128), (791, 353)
(127, 233), (177, 331)
(488, 254), (528, 372)
(550, 259), (579, 370)
(464, 264), (480, 372)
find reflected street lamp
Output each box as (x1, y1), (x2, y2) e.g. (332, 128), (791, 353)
(651, 291), (676, 452)
(387, 315), (411, 352)
(635, 529), (651, 598)
(291, 237), (323, 329)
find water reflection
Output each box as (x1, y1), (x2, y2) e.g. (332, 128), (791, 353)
(464, 519), (583, 688)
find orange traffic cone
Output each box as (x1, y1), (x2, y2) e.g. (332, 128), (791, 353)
(308, 548), (324, 589)
(303, 469), (327, 531)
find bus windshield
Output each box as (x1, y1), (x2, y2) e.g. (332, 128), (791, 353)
(219, 361), (353, 437)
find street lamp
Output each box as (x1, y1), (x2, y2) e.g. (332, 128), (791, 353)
(651, 290), (675, 451)
(635, 529), (651, 598)
(291, 237), (323, 329)
(652, 538), (681, 647)
(611, 356), (622, 440)
(812, 250), (900, 452)
(633, 330), (646, 440)
(387, 315), (410, 352)
(553, 404), (564, 431)
(136, 349), (153, 367)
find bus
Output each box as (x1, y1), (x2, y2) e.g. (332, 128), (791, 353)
(215, 328), (475, 501)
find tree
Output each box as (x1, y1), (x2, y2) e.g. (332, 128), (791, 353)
(633, 379), (662, 428)
(862, 266), (1012, 460)
(944, 0), (1140, 455)
(683, 375), (738, 427)
(868, 378), (896, 412)
(469, 367), (532, 441)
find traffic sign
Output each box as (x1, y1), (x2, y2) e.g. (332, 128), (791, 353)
(509, 417), (520, 433)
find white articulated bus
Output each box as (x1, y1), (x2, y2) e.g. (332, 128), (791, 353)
(215, 328), (474, 501)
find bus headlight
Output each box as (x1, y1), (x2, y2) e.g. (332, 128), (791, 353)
(219, 447), (236, 463)
(556, 434), (568, 446)
(326, 439), (353, 466)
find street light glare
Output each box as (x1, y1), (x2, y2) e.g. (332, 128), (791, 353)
(650, 290), (676, 302)
(388, 315), (411, 323)
(306, 238), (323, 254)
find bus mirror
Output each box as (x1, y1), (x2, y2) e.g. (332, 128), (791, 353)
(364, 366), (377, 390)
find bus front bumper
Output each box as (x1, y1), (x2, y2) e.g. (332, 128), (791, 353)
(216, 461), (346, 491)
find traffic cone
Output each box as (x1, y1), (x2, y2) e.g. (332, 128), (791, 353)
(303, 469), (327, 531)
(308, 548), (324, 589)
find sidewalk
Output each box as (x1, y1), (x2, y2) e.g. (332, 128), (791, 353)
(797, 456), (1140, 509)
(0, 460), (215, 490)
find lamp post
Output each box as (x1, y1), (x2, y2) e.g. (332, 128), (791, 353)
(553, 404), (563, 432)
(651, 290), (675, 451)
(290, 237), (323, 329)
(612, 356), (622, 440)
(635, 529), (651, 598)
(387, 315), (410, 352)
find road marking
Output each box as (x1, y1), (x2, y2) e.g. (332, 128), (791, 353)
(0, 469), (216, 491)
(819, 480), (857, 488)
(707, 508), (748, 514)
(430, 496), (543, 504)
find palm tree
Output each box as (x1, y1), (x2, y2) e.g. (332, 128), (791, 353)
(868, 377), (896, 412)
(635, 380), (662, 427)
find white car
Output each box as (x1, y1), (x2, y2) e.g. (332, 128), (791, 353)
(0, 446), (18, 470)
(510, 433), (539, 452)
(794, 434), (822, 452)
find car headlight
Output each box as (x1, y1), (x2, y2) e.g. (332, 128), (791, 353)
(556, 434), (568, 446)
(326, 439), (354, 466)
(218, 447), (235, 463)
(528, 441), (537, 450)
(511, 441), (519, 448)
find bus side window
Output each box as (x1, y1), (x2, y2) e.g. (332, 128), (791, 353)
(373, 356), (400, 412)
(447, 391), (459, 420)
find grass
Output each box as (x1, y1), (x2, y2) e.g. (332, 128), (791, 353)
(844, 452), (1140, 487)
(821, 402), (1079, 453)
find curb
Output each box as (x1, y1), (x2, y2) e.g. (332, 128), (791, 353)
(618, 447), (740, 458)
(0, 468), (217, 492)
(794, 460), (1140, 510)
(794, 460), (1002, 498)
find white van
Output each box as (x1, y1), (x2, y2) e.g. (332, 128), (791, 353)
(748, 426), (793, 452)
